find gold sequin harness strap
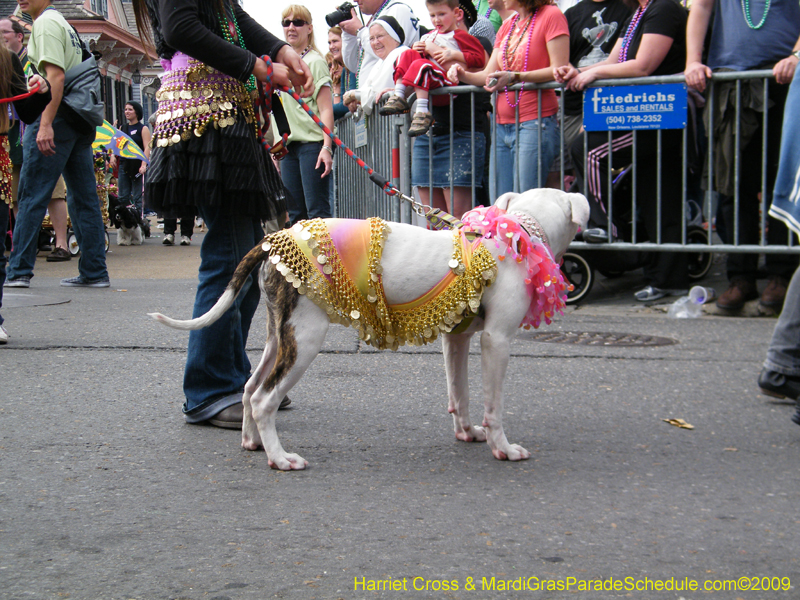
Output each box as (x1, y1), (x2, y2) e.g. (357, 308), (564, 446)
(261, 218), (498, 350)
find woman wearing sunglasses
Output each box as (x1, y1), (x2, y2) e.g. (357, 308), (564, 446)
(279, 5), (336, 224)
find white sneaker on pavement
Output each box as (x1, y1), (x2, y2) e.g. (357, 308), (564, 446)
(0, 324), (8, 344)
(180, 236), (191, 246)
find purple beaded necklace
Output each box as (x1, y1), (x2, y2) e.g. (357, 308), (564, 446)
(501, 9), (537, 108)
(618, 0), (651, 63)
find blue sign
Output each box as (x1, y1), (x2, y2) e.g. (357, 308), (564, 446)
(582, 83), (688, 131)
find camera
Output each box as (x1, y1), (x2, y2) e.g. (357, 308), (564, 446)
(326, 2), (356, 27)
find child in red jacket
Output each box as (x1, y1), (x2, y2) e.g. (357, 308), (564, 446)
(379, 0), (485, 137)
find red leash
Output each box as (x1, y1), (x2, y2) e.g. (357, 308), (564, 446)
(0, 81), (42, 104)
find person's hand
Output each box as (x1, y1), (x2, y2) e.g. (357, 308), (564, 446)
(139, 162), (147, 175)
(429, 46), (450, 65)
(274, 47), (315, 97)
(109, 154), (117, 168)
(447, 64), (463, 83)
(340, 9), (361, 36)
(773, 54), (798, 84)
(317, 145), (333, 177)
(554, 64), (577, 84)
(343, 90), (360, 112)
(485, 70), (514, 92)
(27, 74), (49, 94)
(37, 122), (56, 156)
(684, 61), (712, 92)
(375, 87), (393, 103)
(566, 69), (598, 92)
(412, 40), (427, 53)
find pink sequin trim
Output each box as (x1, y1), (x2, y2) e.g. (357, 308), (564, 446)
(461, 205), (572, 329)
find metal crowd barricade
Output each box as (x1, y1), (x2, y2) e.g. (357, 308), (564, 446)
(331, 71), (799, 258)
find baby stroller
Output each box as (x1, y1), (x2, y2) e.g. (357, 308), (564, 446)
(561, 164), (714, 304)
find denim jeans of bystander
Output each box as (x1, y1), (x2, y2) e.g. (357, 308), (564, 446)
(7, 115), (108, 282)
(182, 204), (264, 423)
(282, 141), (332, 225)
(493, 115), (559, 197)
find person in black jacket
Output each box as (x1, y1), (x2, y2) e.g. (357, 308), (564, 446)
(132, 0), (312, 428)
(0, 47), (51, 343)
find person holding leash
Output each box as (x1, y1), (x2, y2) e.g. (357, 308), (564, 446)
(131, 0), (313, 428)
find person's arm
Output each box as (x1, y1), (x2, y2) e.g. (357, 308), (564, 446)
(773, 33), (800, 84)
(565, 33), (673, 90)
(140, 125), (152, 174)
(447, 47), (500, 87)
(315, 87), (335, 177)
(9, 52), (51, 123)
(684, 0), (714, 91)
(341, 9), (363, 73)
(36, 62), (64, 156)
(485, 33), (569, 91)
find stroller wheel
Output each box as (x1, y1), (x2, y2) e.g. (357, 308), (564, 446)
(686, 226), (713, 281)
(67, 230), (80, 256)
(562, 252), (594, 304)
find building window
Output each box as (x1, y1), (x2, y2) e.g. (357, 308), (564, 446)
(90, 0), (108, 18)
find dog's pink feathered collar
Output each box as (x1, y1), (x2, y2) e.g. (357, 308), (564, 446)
(460, 205), (571, 328)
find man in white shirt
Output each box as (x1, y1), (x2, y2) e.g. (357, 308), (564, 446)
(340, 0), (421, 84)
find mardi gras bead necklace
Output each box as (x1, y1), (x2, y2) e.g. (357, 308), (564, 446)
(740, 0), (771, 29)
(217, 5), (257, 92)
(617, 0), (651, 63)
(501, 10), (536, 109)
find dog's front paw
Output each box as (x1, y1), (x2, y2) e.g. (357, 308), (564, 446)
(455, 424), (487, 443)
(268, 452), (308, 471)
(492, 444), (530, 461)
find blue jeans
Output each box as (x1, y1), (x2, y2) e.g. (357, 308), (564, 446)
(182, 204), (264, 422)
(117, 168), (144, 216)
(8, 115), (108, 281)
(282, 141), (332, 224)
(765, 266), (800, 376)
(493, 116), (559, 197)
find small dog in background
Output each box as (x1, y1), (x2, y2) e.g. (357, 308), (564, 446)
(112, 202), (144, 246)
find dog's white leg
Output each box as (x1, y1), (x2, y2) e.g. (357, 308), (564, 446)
(443, 332), (486, 442)
(480, 328), (530, 461)
(241, 338), (278, 450)
(250, 297), (330, 470)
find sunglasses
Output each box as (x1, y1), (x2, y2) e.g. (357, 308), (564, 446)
(282, 18), (307, 27)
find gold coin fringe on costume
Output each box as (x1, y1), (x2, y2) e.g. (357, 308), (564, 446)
(262, 218), (498, 350)
(153, 60), (256, 147)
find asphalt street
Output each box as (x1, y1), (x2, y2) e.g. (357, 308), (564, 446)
(1, 225), (798, 600)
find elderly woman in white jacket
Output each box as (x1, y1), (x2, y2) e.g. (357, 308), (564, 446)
(343, 17), (407, 115)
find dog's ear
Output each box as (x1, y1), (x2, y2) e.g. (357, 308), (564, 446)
(494, 192), (519, 211)
(567, 193), (591, 231)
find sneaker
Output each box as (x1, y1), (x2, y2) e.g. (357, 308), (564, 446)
(180, 236), (191, 246)
(4, 276), (30, 288)
(634, 286), (687, 302)
(407, 111), (433, 137)
(60, 275), (110, 288)
(46, 247), (72, 262)
(716, 277), (758, 310)
(163, 234), (174, 245)
(379, 95), (410, 115)
(758, 367), (800, 400)
(0, 324), (8, 344)
(194, 217), (204, 228)
(207, 396), (293, 429)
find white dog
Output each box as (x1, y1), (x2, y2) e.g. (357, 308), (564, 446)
(150, 189), (589, 470)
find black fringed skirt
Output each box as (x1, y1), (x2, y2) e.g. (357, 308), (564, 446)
(146, 110), (286, 221)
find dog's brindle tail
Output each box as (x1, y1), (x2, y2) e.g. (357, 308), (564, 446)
(147, 238), (270, 330)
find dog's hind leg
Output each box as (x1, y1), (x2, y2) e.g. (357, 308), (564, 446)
(443, 332), (486, 443)
(249, 274), (330, 469)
